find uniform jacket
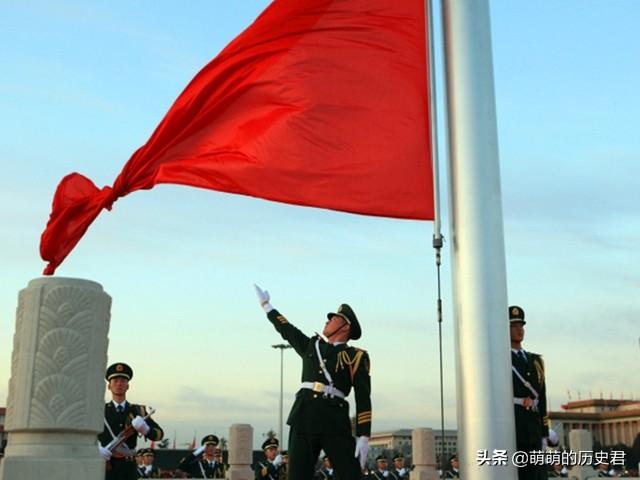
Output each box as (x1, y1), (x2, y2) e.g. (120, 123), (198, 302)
(98, 401), (163, 452)
(314, 467), (335, 479)
(177, 453), (226, 478)
(137, 464), (161, 478)
(254, 459), (280, 480)
(511, 350), (549, 447)
(267, 309), (372, 436)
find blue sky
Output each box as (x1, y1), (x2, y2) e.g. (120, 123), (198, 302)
(1, 1), (639, 449)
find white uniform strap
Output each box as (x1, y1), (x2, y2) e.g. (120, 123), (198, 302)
(314, 338), (334, 385)
(511, 365), (539, 399)
(103, 417), (117, 440)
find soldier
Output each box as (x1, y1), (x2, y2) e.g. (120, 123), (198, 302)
(177, 434), (226, 478)
(136, 449), (146, 478)
(442, 454), (460, 478)
(314, 455), (335, 479)
(98, 362), (164, 480)
(255, 285), (372, 480)
(388, 453), (408, 479)
(255, 437), (284, 480)
(139, 448), (161, 478)
(370, 455), (389, 479)
(509, 306), (549, 480)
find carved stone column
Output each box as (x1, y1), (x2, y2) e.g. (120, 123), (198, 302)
(227, 424), (254, 480)
(410, 428), (439, 480)
(0, 277), (111, 480)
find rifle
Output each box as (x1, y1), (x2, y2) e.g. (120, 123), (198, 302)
(105, 407), (156, 459)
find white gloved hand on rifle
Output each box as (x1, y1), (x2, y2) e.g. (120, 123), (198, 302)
(131, 415), (150, 436)
(193, 445), (206, 456)
(272, 453), (284, 468)
(254, 284), (273, 312)
(354, 436), (369, 469)
(98, 445), (112, 461)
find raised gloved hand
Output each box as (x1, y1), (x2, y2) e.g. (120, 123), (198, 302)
(547, 428), (559, 446)
(193, 445), (206, 456)
(398, 468), (407, 475)
(354, 436), (369, 469)
(272, 453), (283, 467)
(254, 284), (273, 312)
(382, 471), (389, 478)
(98, 445), (112, 460)
(131, 415), (150, 435)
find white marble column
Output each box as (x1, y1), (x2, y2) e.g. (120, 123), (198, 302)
(568, 429), (594, 480)
(410, 428), (439, 480)
(227, 424), (254, 480)
(0, 277), (111, 480)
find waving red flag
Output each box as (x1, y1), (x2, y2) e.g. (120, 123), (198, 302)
(41, 0), (433, 275)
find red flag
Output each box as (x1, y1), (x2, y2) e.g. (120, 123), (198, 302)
(172, 432), (176, 450)
(150, 440), (156, 449)
(40, 0), (433, 274)
(188, 435), (196, 450)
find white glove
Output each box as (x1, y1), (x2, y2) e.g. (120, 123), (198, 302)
(383, 471), (389, 477)
(354, 436), (369, 469)
(272, 454), (283, 467)
(98, 445), (112, 460)
(254, 284), (273, 312)
(193, 445), (206, 456)
(547, 428), (559, 445)
(131, 415), (150, 435)
(398, 468), (406, 475)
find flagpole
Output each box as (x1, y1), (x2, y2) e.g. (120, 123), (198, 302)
(441, 1), (517, 479)
(425, 0), (448, 472)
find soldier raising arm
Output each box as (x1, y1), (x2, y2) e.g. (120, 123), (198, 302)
(255, 284), (372, 480)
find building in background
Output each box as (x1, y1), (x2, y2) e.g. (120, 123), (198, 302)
(550, 399), (640, 447)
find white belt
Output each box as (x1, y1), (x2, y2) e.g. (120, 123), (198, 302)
(513, 397), (539, 411)
(301, 382), (346, 399)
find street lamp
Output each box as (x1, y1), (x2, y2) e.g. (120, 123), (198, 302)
(272, 344), (292, 446)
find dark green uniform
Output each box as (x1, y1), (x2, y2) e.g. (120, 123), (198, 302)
(178, 454), (226, 478)
(267, 308), (371, 480)
(512, 349), (548, 480)
(137, 464), (161, 478)
(314, 467), (335, 479)
(389, 469), (408, 480)
(255, 459), (280, 480)
(98, 402), (164, 480)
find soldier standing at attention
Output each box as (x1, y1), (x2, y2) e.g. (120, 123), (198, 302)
(98, 362), (164, 480)
(370, 455), (389, 479)
(255, 285), (372, 480)
(178, 434), (226, 478)
(139, 448), (161, 478)
(510, 306), (549, 480)
(388, 453), (408, 479)
(314, 455), (335, 479)
(255, 437), (284, 480)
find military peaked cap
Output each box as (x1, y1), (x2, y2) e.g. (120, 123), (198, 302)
(327, 303), (361, 340)
(509, 305), (526, 324)
(106, 362), (133, 381)
(262, 437), (279, 450)
(201, 434), (219, 446)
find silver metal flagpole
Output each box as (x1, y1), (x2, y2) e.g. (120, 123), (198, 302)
(441, 1), (517, 479)
(425, 0), (448, 472)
